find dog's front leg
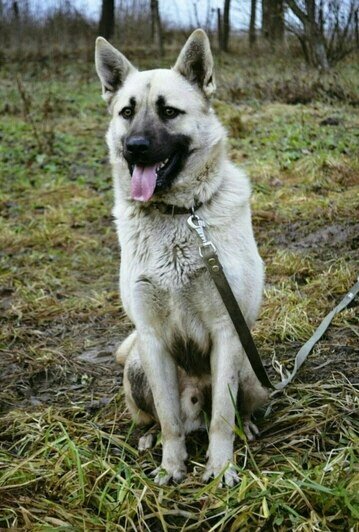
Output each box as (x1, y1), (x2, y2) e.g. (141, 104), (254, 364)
(204, 325), (240, 487)
(138, 331), (187, 485)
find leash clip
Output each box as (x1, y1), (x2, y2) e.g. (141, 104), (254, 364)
(187, 214), (217, 256)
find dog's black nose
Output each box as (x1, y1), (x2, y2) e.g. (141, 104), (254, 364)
(125, 136), (150, 155)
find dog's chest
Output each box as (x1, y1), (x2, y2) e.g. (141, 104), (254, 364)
(131, 215), (205, 289)
(156, 236), (199, 286)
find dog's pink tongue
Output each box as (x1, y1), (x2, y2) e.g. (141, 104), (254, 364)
(131, 164), (157, 202)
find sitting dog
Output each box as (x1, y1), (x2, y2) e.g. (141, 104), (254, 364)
(95, 29), (268, 486)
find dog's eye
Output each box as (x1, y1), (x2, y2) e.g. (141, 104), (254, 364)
(120, 107), (134, 119)
(163, 107), (180, 119)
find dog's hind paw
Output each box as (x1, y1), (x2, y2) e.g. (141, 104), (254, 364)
(138, 433), (155, 452)
(151, 465), (186, 486)
(202, 461), (239, 487)
(243, 419), (260, 442)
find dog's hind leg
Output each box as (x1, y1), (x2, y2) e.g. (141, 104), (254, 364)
(237, 361), (269, 441)
(115, 330), (137, 365)
(138, 432), (155, 452)
(123, 345), (155, 427)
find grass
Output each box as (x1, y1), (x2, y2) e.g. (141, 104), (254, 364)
(0, 47), (358, 530)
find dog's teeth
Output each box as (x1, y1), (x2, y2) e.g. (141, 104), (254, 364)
(156, 159), (170, 174)
(158, 160), (167, 170)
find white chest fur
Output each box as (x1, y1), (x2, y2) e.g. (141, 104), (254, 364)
(116, 209), (205, 291)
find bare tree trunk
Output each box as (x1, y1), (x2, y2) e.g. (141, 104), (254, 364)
(98, 0), (115, 40)
(296, 33), (310, 63)
(355, 8), (359, 48)
(262, 0), (284, 43)
(306, 22), (329, 69)
(151, 1), (155, 42)
(286, 0), (329, 70)
(271, 0), (284, 43)
(318, 0), (324, 35)
(205, 0), (214, 34)
(12, 1), (19, 20)
(306, 0), (315, 22)
(249, 0), (257, 48)
(217, 8), (223, 50)
(288, 0), (357, 66)
(12, 1), (22, 51)
(150, 0), (163, 57)
(262, 0), (270, 38)
(192, 1), (201, 28)
(223, 0), (231, 52)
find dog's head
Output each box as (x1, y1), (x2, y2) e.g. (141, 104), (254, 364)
(95, 30), (225, 205)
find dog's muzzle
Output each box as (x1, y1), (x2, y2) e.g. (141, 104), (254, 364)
(123, 133), (191, 202)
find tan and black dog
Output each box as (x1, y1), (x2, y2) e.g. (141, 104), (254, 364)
(95, 29), (268, 486)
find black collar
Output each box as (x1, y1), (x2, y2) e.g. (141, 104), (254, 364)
(146, 201), (203, 215)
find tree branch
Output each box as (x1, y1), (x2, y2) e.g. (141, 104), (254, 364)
(285, 0), (309, 24)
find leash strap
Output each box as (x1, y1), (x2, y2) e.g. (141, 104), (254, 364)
(275, 278), (359, 389)
(187, 213), (358, 390)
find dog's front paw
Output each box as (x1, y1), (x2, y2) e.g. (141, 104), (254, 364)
(151, 464), (186, 485)
(204, 434), (239, 487)
(151, 437), (187, 485)
(203, 461), (239, 487)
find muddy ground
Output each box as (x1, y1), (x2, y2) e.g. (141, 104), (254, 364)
(0, 53), (358, 529)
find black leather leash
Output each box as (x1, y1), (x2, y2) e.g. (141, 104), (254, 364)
(187, 212), (359, 391)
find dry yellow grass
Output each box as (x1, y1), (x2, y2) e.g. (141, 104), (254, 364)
(0, 47), (358, 529)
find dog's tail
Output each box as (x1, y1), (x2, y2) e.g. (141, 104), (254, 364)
(115, 331), (137, 365)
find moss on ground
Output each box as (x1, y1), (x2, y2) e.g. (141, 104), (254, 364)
(0, 51), (358, 530)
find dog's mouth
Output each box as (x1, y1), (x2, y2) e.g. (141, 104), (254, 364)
(129, 153), (180, 202)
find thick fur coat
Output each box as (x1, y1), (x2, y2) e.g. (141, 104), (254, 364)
(95, 29), (268, 486)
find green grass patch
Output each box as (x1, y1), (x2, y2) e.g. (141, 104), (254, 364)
(1, 52), (358, 530)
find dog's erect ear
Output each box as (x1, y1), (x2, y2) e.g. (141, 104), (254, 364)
(173, 29), (215, 97)
(95, 37), (137, 104)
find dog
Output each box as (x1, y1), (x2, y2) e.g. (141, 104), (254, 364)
(95, 29), (268, 486)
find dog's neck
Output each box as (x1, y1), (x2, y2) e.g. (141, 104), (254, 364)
(143, 200), (204, 216)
